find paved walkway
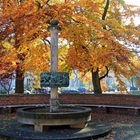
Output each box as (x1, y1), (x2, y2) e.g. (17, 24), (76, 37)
(0, 113), (139, 140)
(112, 122), (140, 140)
(92, 113), (140, 140)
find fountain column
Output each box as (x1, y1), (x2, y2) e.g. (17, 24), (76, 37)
(48, 20), (61, 112)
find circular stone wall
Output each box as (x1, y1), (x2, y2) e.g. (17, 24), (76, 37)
(17, 105), (91, 131)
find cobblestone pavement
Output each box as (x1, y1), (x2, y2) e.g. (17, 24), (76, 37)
(0, 112), (140, 140)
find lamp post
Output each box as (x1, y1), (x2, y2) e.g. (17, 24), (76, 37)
(48, 20), (61, 112)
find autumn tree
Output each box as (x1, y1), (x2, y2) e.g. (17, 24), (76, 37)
(0, 0), (52, 93)
(0, 43), (16, 93)
(1, 0), (140, 96)
(63, 0), (140, 94)
(0, 73), (15, 94)
(0, 0), (80, 93)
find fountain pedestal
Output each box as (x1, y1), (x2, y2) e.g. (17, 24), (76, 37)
(17, 105), (91, 132)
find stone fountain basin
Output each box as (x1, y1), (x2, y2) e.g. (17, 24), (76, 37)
(17, 105), (91, 131)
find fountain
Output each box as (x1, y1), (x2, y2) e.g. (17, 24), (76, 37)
(17, 20), (92, 132)
(0, 20), (111, 140)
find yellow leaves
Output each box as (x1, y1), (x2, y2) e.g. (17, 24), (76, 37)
(1, 41), (13, 49)
(2, 0), (37, 21)
(130, 57), (140, 71)
(58, 45), (69, 72)
(101, 80), (108, 92)
(0, 42), (18, 74)
(0, 41), (17, 60)
(0, 0), (139, 93)
(12, 38), (50, 74)
(105, 19), (126, 35)
(49, 0), (62, 4)
(79, 0), (100, 13)
(22, 39), (50, 73)
(80, 71), (92, 83)
(66, 46), (93, 72)
(33, 73), (41, 88)
(11, 61), (16, 65)
(71, 15), (87, 23)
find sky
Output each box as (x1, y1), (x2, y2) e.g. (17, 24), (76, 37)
(124, 0), (140, 56)
(125, 0), (140, 26)
(125, 0), (140, 6)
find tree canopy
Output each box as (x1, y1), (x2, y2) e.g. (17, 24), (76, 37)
(0, 0), (140, 92)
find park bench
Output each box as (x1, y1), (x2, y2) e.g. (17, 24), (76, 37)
(0, 104), (45, 113)
(0, 103), (140, 115)
(75, 104), (140, 115)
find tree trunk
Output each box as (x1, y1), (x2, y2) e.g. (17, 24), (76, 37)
(90, 0), (110, 94)
(15, 21), (24, 94)
(15, 69), (24, 94)
(91, 69), (102, 94)
(131, 77), (135, 87)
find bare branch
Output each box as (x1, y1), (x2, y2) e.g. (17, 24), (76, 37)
(99, 66), (110, 80)
(102, 0), (110, 20)
(43, 39), (51, 46)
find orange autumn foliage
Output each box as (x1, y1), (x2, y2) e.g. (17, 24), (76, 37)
(0, 0), (140, 91)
